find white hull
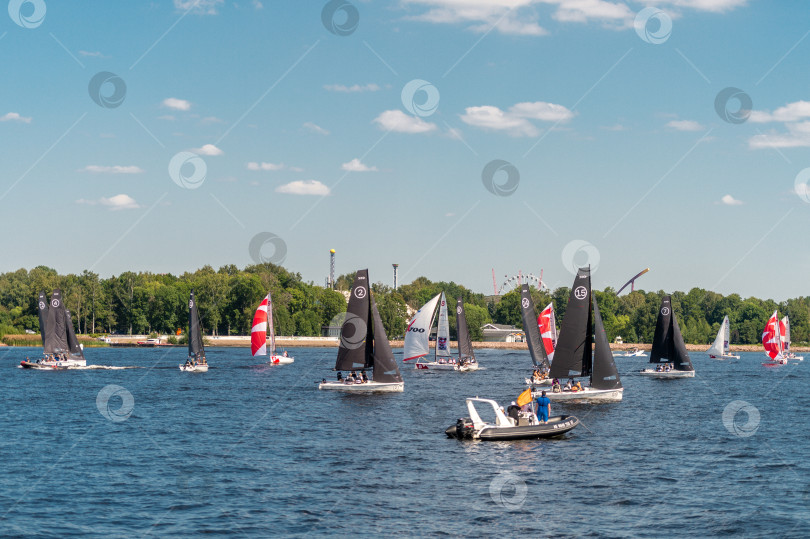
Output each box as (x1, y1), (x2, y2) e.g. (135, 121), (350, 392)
(455, 363), (479, 372)
(786, 354), (804, 361)
(710, 354), (740, 360)
(32, 357), (87, 368)
(179, 364), (209, 372)
(318, 380), (404, 392)
(524, 377), (553, 386)
(414, 361), (458, 371)
(268, 355), (294, 365)
(539, 387), (623, 402)
(639, 369), (694, 378)
(623, 351), (647, 357)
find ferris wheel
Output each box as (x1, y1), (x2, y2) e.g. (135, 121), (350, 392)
(496, 271), (549, 295)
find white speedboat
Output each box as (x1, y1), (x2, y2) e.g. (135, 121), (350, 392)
(455, 358), (479, 372)
(525, 376), (553, 386)
(445, 398), (578, 441)
(269, 355), (294, 365)
(623, 348), (647, 357)
(415, 359), (457, 370)
(638, 368), (694, 378)
(319, 269), (404, 393)
(318, 380), (403, 392)
(181, 290), (209, 374)
(785, 353), (804, 361)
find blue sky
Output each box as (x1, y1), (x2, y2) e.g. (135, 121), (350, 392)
(1, 0), (809, 300)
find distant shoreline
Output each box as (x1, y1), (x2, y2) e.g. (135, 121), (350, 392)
(2, 334), (807, 352)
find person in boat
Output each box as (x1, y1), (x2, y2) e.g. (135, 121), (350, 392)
(506, 401), (521, 424)
(572, 381), (582, 392)
(564, 379), (573, 391)
(552, 378), (561, 393)
(283, 350), (288, 357)
(336, 371), (343, 382)
(535, 391), (551, 424)
(346, 371), (356, 383)
(184, 359), (192, 368)
(361, 371), (369, 383)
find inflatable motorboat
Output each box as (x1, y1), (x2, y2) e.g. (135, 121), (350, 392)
(444, 397), (578, 441)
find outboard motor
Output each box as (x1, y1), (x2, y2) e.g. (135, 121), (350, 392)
(445, 417), (474, 439)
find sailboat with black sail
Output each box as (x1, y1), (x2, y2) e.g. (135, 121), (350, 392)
(519, 285), (552, 386)
(180, 290), (208, 372)
(319, 269), (404, 392)
(540, 267), (623, 402)
(21, 289), (87, 369)
(640, 295), (694, 378)
(454, 297), (479, 371)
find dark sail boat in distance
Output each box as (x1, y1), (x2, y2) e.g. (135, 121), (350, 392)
(519, 284), (552, 386)
(21, 289), (87, 369)
(454, 297), (479, 371)
(319, 269), (404, 392)
(179, 290), (209, 372)
(640, 295), (694, 378)
(543, 267), (623, 402)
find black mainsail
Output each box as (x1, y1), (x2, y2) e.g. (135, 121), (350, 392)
(65, 310), (85, 360)
(188, 290), (205, 359)
(44, 289), (68, 354)
(649, 295), (693, 371)
(549, 268), (593, 379)
(519, 284), (549, 369)
(591, 297), (622, 390)
(335, 269), (373, 371)
(370, 295), (403, 383)
(455, 297), (475, 361)
(37, 291), (49, 347)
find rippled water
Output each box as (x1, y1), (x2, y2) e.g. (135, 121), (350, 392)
(1, 346), (808, 537)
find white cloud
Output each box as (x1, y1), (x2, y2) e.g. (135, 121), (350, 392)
(749, 121), (810, 149)
(253, 0), (263, 8)
(324, 83), (381, 93)
(174, 0), (223, 14)
(78, 50), (106, 57)
(192, 143), (223, 156)
(459, 101), (574, 137)
(404, 0), (550, 35)
(80, 165), (144, 174)
(77, 194), (140, 210)
(303, 122), (330, 135)
(749, 101), (810, 123)
(544, 0), (634, 25)
(341, 158), (378, 172)
(162, 97), (191, 111)
(666, 119), (704, 131)
(373, 110), (438, 134)
(247, 162), (284, 171)
(199, 116), (222, 124)
(0, 112), (31, 123)
(720, 194), (743, 206)
(654, 0), (747, 13)
(275, 180), (330, 196)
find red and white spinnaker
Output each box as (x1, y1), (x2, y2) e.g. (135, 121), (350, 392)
(251, 293), (292, 364)
(537, 303), (557, 362)
(762, 311), (785, 364)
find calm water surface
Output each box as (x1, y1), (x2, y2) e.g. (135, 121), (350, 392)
(0, 346), (808, 537)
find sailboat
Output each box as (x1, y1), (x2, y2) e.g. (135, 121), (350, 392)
(454, 297), (479, 371)
(537, 302), (557, 362)
(762, 311), (787, 366)
(318, 269), (404, 392)
(404, 292), (456, 370)
(519, 285), (552, 386)
(20, 289), (87, 369)
(542, 267), (623, 402)
(251, 292), (293, 365)
(781, 316), (803, 361)
(707, 315), (739, 359)
(640, 295), (695, 378)
(179, 290), (208, 372)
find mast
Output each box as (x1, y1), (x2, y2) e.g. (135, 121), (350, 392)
(519, 284), (549, 369)
(455, 297), (475, 361)
(549, 267), (593, 379)
(335, 269), (372, 371)
(188, 290), (205, 359)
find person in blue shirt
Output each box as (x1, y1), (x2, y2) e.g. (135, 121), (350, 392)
(535, 391), (551, 424)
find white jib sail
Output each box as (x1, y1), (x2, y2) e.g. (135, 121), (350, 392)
(723, 315), (731, 355)
(403, 293), (440, 361)
(435, 292), (451, 359)
(781, 316), (790, 352)
(707, 316), (726, 356)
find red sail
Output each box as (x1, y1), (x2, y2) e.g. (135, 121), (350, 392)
(762, 311), (783, 360)
(537, 303), (557, 361)
(251, 295), (269, 357)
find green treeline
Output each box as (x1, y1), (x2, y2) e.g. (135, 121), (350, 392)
(0, 266), (807, 345)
